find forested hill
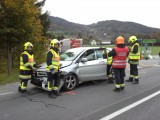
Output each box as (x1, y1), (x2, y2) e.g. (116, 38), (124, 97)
(49, 16), (160, 35)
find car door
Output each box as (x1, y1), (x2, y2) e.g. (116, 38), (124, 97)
(78, 48), (107, 81)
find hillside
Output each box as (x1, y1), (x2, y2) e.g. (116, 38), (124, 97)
(49, 16), (88, 35)
(49, 16), (160, 41)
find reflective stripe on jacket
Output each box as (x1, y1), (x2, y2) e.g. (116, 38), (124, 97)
(20, 51), (34, 70)
(112, 47), (128, 68)
(46, 49), (60, 72)
(129, 43), (140, 60)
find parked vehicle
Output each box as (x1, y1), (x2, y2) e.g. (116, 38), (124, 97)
(31, 47), (111, 91)
(60, 38), (83, 53)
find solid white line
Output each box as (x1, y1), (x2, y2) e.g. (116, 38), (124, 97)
(0, 92), (13, 96)
(100, 90), (160, 120)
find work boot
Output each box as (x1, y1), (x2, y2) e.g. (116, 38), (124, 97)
(126, 77), (133, 82)
(107, 77), (114, 84)
(48, 94), (57, 98)
(18, 86), (21, 93)
(121, 87), (125, 90)
(18, 86), (27, 93)
(53, 90), (62, 96)
(113, 88), (121, 92)
(48, 91), (57, 98)
(133, 79), (139, 84)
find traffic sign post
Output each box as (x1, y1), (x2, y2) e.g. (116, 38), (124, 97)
(141, 39), (156, 60)
(142, 39), (156, 44)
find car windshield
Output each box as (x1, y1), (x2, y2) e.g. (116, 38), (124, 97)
(60, 48), (84, 61)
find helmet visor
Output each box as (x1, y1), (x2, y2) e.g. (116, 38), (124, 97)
(54, 42), (60, 46)
(27, 45), (33, 50)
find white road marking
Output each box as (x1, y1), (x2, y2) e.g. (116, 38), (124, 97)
(100, 90), (160, 120)
(0, 92), (13, 96)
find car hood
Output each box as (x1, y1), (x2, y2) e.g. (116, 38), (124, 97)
(38, 61), (72, 70)
(60, 61), (73, 68)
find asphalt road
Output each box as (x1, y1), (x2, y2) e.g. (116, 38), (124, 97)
(0, 57), (160, 120)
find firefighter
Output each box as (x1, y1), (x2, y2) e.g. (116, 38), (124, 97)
(126, 36), (140, 84)
(46, 39), (61, 98)
(106, 49), (114, 83)
(108, 36), (129, 91)
(19, 42), (37, 93)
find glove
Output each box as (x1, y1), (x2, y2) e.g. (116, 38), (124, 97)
(32, 67), (37, 72)
(51, 69), (58, 74)
(33, 63), (38, 68)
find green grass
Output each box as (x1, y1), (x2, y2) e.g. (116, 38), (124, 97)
(140, 46), (160, 55)
(0, 68), (19, 85)
(0, 48), (46, 85)
(83, 45), (160, 55)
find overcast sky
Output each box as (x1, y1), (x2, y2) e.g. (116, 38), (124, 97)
(42, 0), (160, 29)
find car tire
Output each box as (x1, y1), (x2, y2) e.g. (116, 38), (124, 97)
(63, 73), (78, 91)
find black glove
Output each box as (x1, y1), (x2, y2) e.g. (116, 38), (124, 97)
(33, 64), (38, 68)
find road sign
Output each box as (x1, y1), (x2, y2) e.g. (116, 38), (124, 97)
(143, 39), (156, 43)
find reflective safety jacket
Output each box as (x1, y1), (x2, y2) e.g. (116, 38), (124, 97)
(20, 51), (34, 70)
(19, 51), (34, 79)
(112, 47), (128, 68)
(107, 50), (113, 65)
(46, 49), (60, 72)
(129, 43), (140, 60)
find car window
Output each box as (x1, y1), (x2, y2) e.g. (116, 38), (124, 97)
(60, 48), (84, 61)
(95, 49), (103, 59)
(82, 49), (96, 61)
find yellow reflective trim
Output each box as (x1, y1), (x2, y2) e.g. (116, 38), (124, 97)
(48, 65), (54, 69)
(21, 82), (27, 90)
(48, 82), (53, 91)
(134, 76), (139, 79)
(130, 75), (134, 77)
(53, 87), (58, 91)
(108, 74), (112, 78)
(120, 83), (125, 87)
(19, 75), (31, 79)
(115, 84), (121, 88)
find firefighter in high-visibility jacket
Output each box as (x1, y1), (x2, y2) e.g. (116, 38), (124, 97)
(19, 42), (37, 93)
(126, 36), (140, 84)
(108, 36), (129, 92)
(106, 50), (114, 83)
(46, 39), (61, 98)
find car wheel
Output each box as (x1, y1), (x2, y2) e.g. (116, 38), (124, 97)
(63, 73), (78, 91)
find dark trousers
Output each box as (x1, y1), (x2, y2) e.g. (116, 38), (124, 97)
(130, 64), (138, 77)
(113, 68), (125, 85)
(107, 64), (112, 76)
(47, 72), (60, 91)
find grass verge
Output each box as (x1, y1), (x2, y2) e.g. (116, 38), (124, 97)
(0, 68), (19, 85)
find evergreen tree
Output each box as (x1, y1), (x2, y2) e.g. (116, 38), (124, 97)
(35, 0), (50, 36)
(0, 0), (43, 74)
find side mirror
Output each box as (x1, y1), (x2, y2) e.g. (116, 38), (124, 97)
(81, 58), (88, 63)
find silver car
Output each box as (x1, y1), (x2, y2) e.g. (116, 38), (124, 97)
(31, 47), (111, 91)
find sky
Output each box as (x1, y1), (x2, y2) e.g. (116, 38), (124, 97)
(42, 0), (160, 29)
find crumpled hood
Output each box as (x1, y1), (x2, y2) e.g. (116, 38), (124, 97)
(38, 61), (72, 70)
(37, 63), (46, 70)
(60, 61), (72, 68)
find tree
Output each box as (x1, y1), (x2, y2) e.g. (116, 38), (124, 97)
(0, 0), (43, 75)
(35, 0), (50, 36)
